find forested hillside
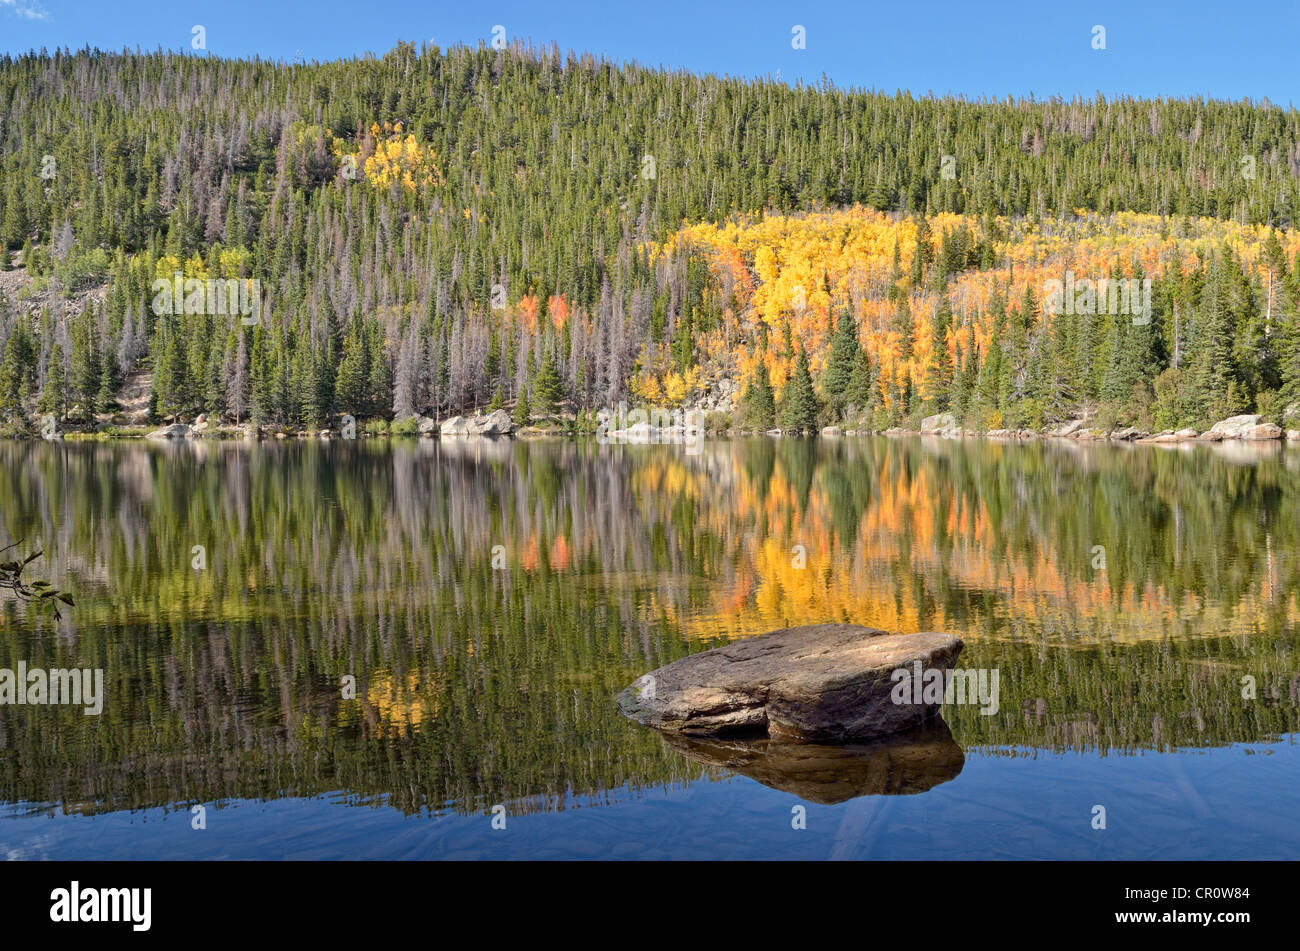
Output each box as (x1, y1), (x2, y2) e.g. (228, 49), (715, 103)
(1, 41), (1299, 434)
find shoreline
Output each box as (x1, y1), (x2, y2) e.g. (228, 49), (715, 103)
(8, 423), (1300, 445)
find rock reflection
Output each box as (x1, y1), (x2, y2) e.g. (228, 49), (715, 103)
(664, 719), (964, 803)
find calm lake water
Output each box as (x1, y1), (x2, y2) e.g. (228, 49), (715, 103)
(1, 435), (1298, 859)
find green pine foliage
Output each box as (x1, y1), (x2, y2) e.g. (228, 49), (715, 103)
(511, 387), (531, 427)
(741, 366), (776, 430)
(780, 348), (819, 433)
(0, 44), (1298, 432)
(821, 310), (861, 415)
(531, 350), (563, 417)
(38, 342), (67, 421)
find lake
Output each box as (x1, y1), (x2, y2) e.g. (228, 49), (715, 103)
(1, 435), (1298, 859)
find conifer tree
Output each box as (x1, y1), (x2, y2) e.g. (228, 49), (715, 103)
(822, 310), (860, 417)
(532, 349), (563, 416)
(743, 365), (776, 430)
(780, 348), (819, 433)
(334, 323), (367, 415)
(511, 387), (531, 426)
(845, 347), (873, 417)
(0, 324), (31, 427)
(924, 295), (954, 411)
(96, 348), (116, 416)
(39, 343), (68, 421)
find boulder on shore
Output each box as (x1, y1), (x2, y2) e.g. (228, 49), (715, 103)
(440, 415), (473, 436)
(475, 408), (515, 435)
(1049, 419), (1085, 437)
(146, 423), (195, 440)
(416, 416), (438, 437)
(617, 623), (963, 743)
(440, 411), (516, 436)
(1244, 422), (1284, 440)
(1202, 414), (1282, 440)
(920, 412), (959, 436)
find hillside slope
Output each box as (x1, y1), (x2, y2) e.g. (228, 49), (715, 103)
(1, 44), (1298, 434)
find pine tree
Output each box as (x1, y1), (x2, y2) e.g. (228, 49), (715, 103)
(511, 387), (531, 426)
(532, 349), (563, 416)
(227, 329), (250, 424)
(294, 342), (324, 430)
(780, 348), (818, 433)
(69, 305), (101, 420)
(924, 295), (954, 411)
(0, 326), (31, 428)
(951, 334), (977, 419)
(671, 307), (695, 372)
(1189, 259), (1240, 425)
(910, 216), (932, 287)
(845, 347), (873, 416)
(334, 323), (367, 415)
(743, 365), (776, 429)
(364, 320), (390, 417)
(39, 344), (68, 421)
(1, 181), (27, 252)
(96, 348), (116, 416)
(822, 309), (860, 416)
(891, 298), (916, 417)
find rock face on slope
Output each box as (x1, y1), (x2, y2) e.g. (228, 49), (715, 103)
(617, 624), (963, 743)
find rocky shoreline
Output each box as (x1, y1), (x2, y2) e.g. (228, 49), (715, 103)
(110, 409), (523, 441)
(17, 407), (1300, 445)
(894, 411), (1300, 444)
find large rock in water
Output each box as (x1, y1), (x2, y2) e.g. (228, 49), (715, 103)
(617, 624), (963, 742)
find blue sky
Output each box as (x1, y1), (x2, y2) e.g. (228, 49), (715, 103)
(2, 0), (1297, 104)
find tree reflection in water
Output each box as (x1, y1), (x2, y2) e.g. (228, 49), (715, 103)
(0, 436), (1296, 816)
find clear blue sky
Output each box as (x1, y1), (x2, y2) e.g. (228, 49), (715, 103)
(2, 0), (1297, 104)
